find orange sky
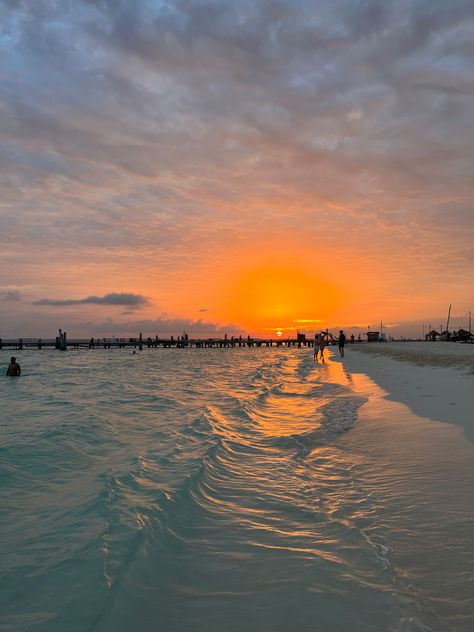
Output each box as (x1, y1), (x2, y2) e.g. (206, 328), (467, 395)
(1, 1), (473, 338)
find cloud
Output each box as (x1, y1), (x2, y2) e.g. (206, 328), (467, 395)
(0, 0), (472, 335)
(293, 319), (322, 324)
(33, 292), (149, 307)
(75, 314), (243, 337)
(3, 291), (22, 301)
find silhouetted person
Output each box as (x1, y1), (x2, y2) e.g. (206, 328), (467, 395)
(6, 356), (21, 376)
(338, 330), (346, 357)
(315, 332), (327, 361)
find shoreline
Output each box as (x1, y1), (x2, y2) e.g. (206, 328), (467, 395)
(339, 342), (474, 442)
(330, 344), (474, 632)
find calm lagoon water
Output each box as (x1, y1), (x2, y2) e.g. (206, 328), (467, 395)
(1, 348), (473, 631)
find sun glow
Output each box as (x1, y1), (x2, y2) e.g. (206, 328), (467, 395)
(222, 258), (342, 334)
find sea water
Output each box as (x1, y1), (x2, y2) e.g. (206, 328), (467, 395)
(1, 348), (473, 632)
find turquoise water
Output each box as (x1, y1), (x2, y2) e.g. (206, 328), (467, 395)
(1, 348), (474, 631)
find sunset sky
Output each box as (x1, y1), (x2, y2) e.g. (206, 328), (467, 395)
(1, 0), (473, 338)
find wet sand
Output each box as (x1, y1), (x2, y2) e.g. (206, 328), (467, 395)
(323, 347), (474, 630)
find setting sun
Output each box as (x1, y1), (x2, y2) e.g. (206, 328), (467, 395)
(221, 257), (343, 334)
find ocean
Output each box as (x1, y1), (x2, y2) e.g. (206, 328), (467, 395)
(1, 348), (473, 631)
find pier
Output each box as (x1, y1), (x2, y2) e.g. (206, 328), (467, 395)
(0, 332), (316, 351)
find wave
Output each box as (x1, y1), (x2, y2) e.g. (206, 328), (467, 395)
(2, 347), (439, 632)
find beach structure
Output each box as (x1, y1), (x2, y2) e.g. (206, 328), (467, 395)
(452, 328), (472, 343)
(55, 329), (67, 351)
(366, 331), (380, 342)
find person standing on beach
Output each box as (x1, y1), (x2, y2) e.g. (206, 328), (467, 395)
(338, 330), (346, 357)
(6, 356), (21, 376)
(313, 335), (319, 361)
(318, 332), (327, 361)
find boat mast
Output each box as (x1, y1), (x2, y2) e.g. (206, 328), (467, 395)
(446, 304), (452, 334)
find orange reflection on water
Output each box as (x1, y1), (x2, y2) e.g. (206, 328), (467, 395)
(249, 390), (331, 437)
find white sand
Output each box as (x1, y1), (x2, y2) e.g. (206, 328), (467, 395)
(348, 341), (474, 372)
(340, 342), (474, 441)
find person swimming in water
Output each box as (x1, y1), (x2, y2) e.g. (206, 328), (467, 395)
(6, 356), (21, 376)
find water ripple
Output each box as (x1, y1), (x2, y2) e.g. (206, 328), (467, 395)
(1, 348), (473, 631)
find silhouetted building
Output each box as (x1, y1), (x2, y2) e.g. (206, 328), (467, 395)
(366, 331), (380, 342)
(453, 328), (471, 342)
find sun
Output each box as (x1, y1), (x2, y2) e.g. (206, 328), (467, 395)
(222, 259), (341, 333)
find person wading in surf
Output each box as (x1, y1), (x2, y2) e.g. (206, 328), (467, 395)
(6, 356), (21, 376)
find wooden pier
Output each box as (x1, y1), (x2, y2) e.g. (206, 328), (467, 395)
(0, 332), (317, 351)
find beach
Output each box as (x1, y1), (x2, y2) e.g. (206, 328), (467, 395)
(348, 340), (474, 372)
(332, 342), (474, 631)
(344, 341), (474, 440)
(1, 345), (473, 631)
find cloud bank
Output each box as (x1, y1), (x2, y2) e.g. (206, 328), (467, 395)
(33, 292), (149, 307)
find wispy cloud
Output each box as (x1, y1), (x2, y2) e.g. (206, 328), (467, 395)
(33, 293), (149, 307)
(293, 319), (322, 324)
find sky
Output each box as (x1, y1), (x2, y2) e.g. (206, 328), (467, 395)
(1, 0), (473, 339)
